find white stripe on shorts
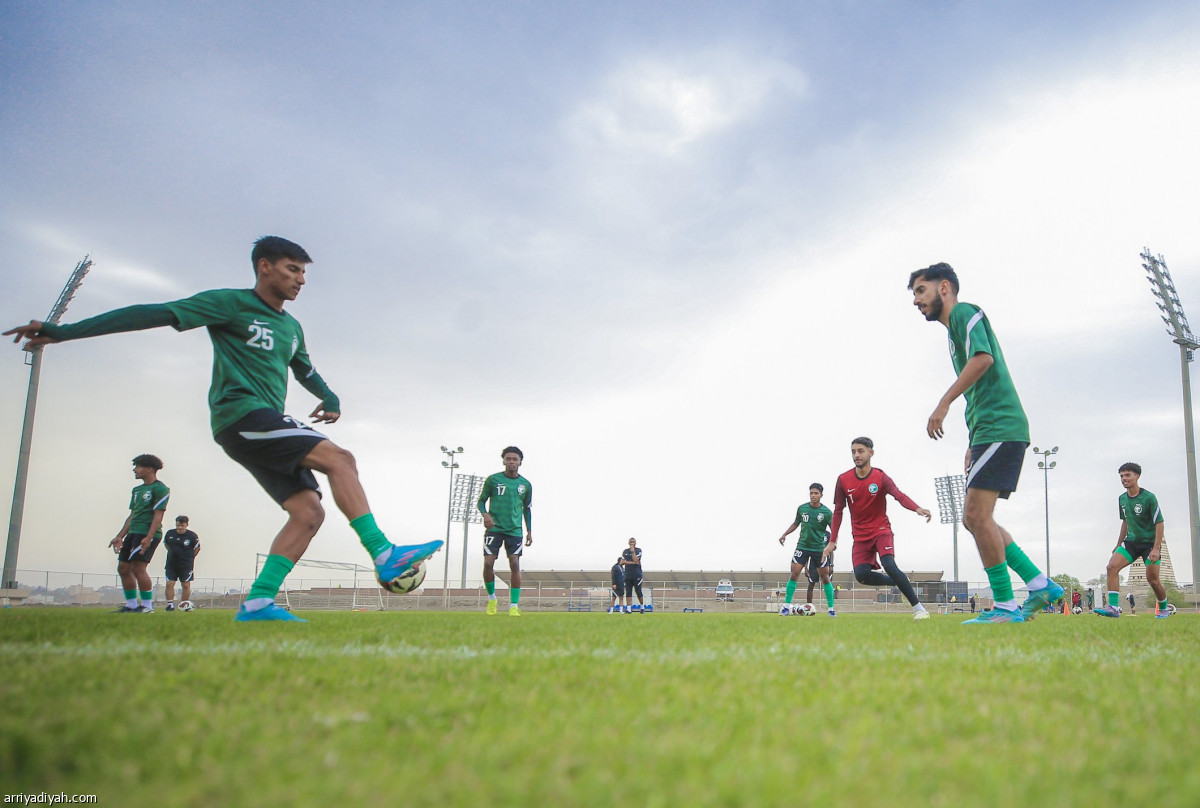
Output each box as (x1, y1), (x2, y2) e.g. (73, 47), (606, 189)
(238, 427), (327, 441)
(965, 442), (1002, 487)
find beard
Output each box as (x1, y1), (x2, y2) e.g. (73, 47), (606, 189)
(923, 295), (944, 322)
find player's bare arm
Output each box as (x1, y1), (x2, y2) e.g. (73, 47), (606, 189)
(928, 352), (994, 439)
(3, 320), (57, 348)
(915, 507), (932, 523)
(482, 513), (495, 529)
(110, 514), (133, 552)
(778, 523), (799, 545)
(1149, 521), (1164, 562)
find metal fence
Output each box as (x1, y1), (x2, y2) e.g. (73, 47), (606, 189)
(6, 568), (1187, 613)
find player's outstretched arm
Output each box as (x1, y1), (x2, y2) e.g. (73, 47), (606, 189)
(778, 522), (799, 545)
(928, 352), (994, 439)
(4, 320), (54, 347)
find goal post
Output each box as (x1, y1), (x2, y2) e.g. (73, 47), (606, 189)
(254, 553), (384, 611)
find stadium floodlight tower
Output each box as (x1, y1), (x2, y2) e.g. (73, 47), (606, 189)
(933, 474), (966, 582)
(1031, 446), (1057, 576)
(1142, 248), (1200, 591)
(440, 445), (463, 609)
(4, 256), (93, 589)
(450, 473), (486, 589)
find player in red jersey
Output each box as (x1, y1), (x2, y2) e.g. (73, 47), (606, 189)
(822, 437), (932, 620)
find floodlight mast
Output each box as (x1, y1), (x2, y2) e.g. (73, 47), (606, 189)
(934, 474), (966, 581)
(1142, 248), (1200, 591)
(4, 256), (92, 588)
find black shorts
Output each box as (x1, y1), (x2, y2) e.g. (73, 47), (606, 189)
(624, 576), (643, 598)
(215, 409), (326, 506)
(119, 533), (161, 564)
(164, 556), (195, 582)
(483, 531), (524, 557)
(966, 441), (1028, 498)
(1117, 541), (1160, 565)
(792, 548), (832, 581)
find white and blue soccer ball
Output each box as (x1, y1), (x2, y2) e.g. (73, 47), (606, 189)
(1071, 606), (1083, 615)
(179, 600), (195, 612)
(800, 603), (817, 617)
(780, 605), (793, 616)
(378, 560), (427, 594)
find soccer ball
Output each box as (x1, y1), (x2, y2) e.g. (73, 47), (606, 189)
(1071, 606), (1083, 614)
(378, 560), (427, 594)
(179, 600), (195, 612)
(800, 603), (817, 617)
(1166, 603), (1178, 615)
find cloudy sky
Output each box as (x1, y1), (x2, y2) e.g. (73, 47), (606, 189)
(3, 0), (1200, 591)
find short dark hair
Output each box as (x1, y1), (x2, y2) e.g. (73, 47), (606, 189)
(850, 437), (873, 449)
(809, 483), (824, 493)
(908, 262), (960, 294)
(251, 236), (312, 276)
(1119, 462), (1142, 475)
(501, 446), (523, 460)
(132, 453), (163, 470)
(175, 515), (189, 523)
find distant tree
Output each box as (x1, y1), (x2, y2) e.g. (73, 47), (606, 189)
(1051, 573), (1083, 600)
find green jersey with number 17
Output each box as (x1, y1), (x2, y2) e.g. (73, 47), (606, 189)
(164, 289), (333, 436)
(478, 473), (532, 537)
(947, 302), (1029, 445)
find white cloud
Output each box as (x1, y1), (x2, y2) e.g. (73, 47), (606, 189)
(566, 51), (808, 157)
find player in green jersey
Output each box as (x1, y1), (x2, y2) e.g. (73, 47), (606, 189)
(1096, 462), (1171, 618)
(909, 263), (1060, 624)
(109, 454), (170, 613)
(5, 237), (442, 622)
(477, 446), (533, 616)
(776, 483), (836, 616)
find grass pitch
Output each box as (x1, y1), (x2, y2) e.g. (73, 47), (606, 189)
(2, 608), (1197, 807)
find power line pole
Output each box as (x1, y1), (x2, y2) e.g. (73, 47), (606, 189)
(4, 256), (92, 588)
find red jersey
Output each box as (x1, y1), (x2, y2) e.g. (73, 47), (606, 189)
(830, 466), (921, 542)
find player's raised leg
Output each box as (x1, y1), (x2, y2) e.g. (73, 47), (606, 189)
(300, 439), (443, 587)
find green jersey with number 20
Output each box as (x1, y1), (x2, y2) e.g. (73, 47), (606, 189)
(794, 503), (833, 552)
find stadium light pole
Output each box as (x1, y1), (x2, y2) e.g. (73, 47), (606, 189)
(934, 474), (966, 582)
(450, 473), (486, 589)
(1032, 446), (1057, 577)
(4, 256), (92, 589)
(440, 446), (463, 609)
(1142, 249), (1200, 593)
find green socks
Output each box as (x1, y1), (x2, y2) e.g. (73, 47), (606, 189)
(985, 562), (1014, 604)
(1109, 591), (1120, 608)
(511, 588), (521, 605)
(486, 580), (496, 597)
(824, 582), (835, 609)
(1004, 542), (1042, 584)
(350, 513), (391, 560)
(139, 590), (153, 607)
(248, 554), (295, 601)
(785, 580), (796, 604)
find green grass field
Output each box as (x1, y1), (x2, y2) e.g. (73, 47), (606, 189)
(2, 608), (1197, 807)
